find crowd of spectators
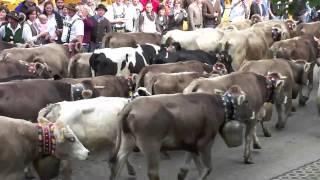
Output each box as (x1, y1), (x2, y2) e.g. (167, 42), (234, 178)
(0, 0), (319, 52)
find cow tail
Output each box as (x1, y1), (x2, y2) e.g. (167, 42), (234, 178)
(109, 103), (132, 164)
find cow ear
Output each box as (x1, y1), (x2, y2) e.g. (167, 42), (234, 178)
(304, 63), (311, 72)
(276, 79), (285, 88)
(213, 89), (224, 96)
(82, 89), (93, 99)
(38, 117), (51, 125)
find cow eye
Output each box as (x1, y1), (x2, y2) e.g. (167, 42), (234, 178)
(67, 137), (75, 142)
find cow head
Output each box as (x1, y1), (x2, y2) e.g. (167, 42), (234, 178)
(132, 87), (152, 99)
(250, 14), (262, 25)
(89, 53), (118, 76)
(292, 60), (312, 100)
(285, 19), (297, 32)
(164, 37), (182, 52)
(38, 117), (89, 160)
(19, 60), (52, 79)
(265, 72), (287, 103)
(271, 26), (282, 42)
(212, 62), (228, 75)
(153, 45), (169, 64)
(215, 41), (233, 72)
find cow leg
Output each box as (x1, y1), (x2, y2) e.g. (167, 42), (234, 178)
(137, 140), (161, 180)
(109, 134), (135, 180)
(260, 103), (273, 137)
(244, 120), (256, 164)
(178, 152), (202, 180)
(60, 160), (72, 180)
(253, 126), (262, 149)
(126, 160), (136, 176)
(197, 141), (213, 180)
(299, 66), (314, 106)
(317, 86), (320, 115)
(275, 102), (286, 130)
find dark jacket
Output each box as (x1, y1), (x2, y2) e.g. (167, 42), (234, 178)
(250, 2), (266, 18)
(202, 0), (221, 27)
(15, 1), (40, 15)
(91, 16), (112, 43)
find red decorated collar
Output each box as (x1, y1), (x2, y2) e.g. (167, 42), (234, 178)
(37, 123), (56, 156)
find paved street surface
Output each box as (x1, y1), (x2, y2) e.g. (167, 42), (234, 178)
(68, 88), (320, 180)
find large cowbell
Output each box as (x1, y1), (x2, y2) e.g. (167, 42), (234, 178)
(220, 120), (244, 148)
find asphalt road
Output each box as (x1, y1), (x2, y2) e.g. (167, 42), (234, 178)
(68, 86), (320, 180)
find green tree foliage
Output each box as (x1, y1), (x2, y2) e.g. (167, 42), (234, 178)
(271, 0), (320, 7)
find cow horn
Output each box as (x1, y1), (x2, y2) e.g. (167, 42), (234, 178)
(93, 86), (106, 89)
(213, 89), (224, 96)
(82, 90), (93, 99)
(304, 63), (311, 72)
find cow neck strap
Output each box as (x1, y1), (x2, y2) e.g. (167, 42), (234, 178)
(222, 93), (236, 121)
(37, 123), (56, 156)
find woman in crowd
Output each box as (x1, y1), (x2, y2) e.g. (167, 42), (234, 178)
(79, 5), (94, 52)
(43, 1), (63, 43)
(124, 0), (138, 32)
(168, 0), (188, 30)
(0, 6), (9, 27)
(23, 7), (47, 44)
(132, 0), (143, 32)
(139, 2), (158, 33)
(156, 5), (169, 34)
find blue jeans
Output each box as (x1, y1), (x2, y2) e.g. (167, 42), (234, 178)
(82, 44), (91, 52)
(90, 42), (102, 52)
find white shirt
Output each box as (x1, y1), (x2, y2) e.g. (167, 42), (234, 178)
(46, 14), (58, 38)
(141, 12), (157, 33)
(229, 0), (248, 22)
(124, 4), (137, 32)
(0, 23), (29, 43)
(23, 20), (40, 43)
(61, 14), (84, 43)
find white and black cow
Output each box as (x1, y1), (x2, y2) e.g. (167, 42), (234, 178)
(89, 44), (160, 76)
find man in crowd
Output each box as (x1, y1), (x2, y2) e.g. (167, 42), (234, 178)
(15, 0), (40, 15)
(91, 4), (112, 50)
(202, 0), (221, 28)
(188, 0), (203, 30)
(55, 0), (65, 17)
(0, 11), (25, 44)
(106, 0), (127, 32)
(61, 3), (84, 43)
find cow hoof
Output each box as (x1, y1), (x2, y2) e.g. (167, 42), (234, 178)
(253, 143), (262, 149)
(291, 106), (297, 112)
(263, 130), (272, 137)
(298, 97), (308, 106)
(244, 158), (254, 164)
(127, 167), (136, 176)
(177, 168), (188, 180)
(275, 123), (285, 130)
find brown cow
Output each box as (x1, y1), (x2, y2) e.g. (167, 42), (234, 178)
(218, 14), (262, 30)
(136, 60), (214, 90)
(0, 60), (52, 80)
(0, 43), (72, 78)
(109, 88), (247, 180)
(269, 35), (318, 105)
(216, 23), (286, 71)
(102, 32), (162, 48)
(184, 71), (286, 163)
(147, 63), (227, 95)
(0, 116), (89, 179)
(61, 75), (134, 98)
(296, 21), (320, 37)
(239, 59), (310, 136)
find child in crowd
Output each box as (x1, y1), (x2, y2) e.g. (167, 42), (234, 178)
(36, 14), (52, 44)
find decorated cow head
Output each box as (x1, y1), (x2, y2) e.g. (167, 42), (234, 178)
(271, 26), (282, 42)
(265, 72), (287, 104)
(212, 62), (228, 75)
(37, 117), (89, 160)
(215, 41), (234, 72)
(250, 14), (262, 25)
(18, 60), (52, 79)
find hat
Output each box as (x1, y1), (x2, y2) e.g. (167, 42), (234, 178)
(65, 3), (78, 12)
(6, 11), (21, 22)
(95, 4), (107, 11)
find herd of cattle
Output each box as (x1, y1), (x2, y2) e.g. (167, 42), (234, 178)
(0, 17), (320, 180)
